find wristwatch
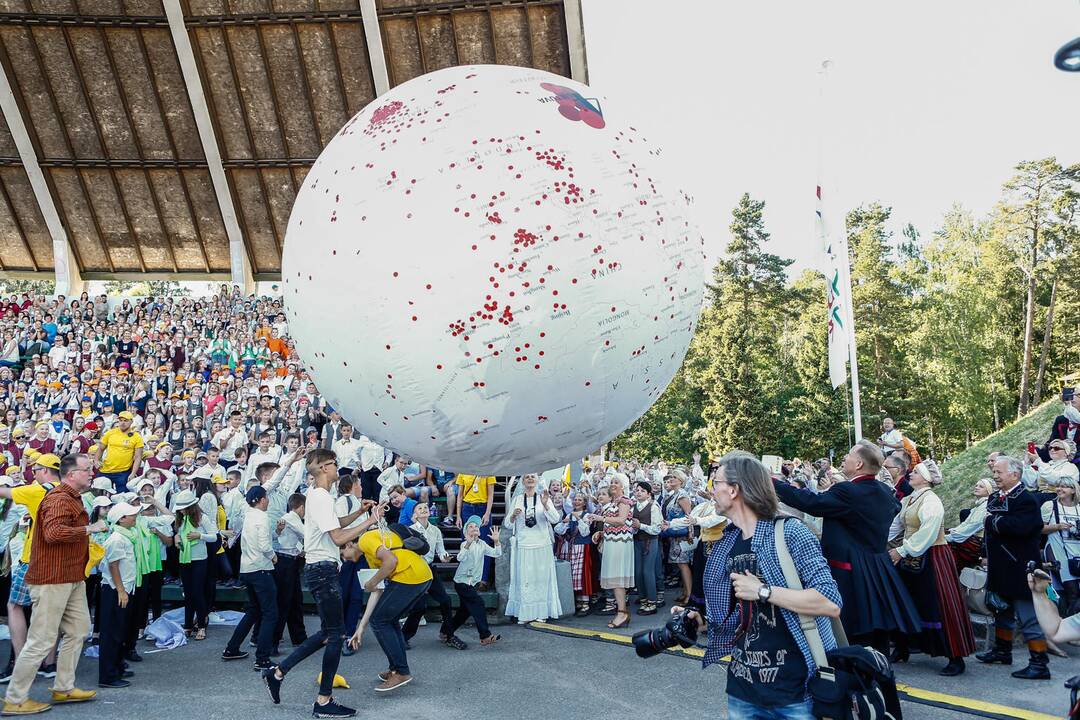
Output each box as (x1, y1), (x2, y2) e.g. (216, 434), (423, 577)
(757, 584), (772, 603)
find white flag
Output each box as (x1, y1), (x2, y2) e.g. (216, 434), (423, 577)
(817, 185), (848, 389)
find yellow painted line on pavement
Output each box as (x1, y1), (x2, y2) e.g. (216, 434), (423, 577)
(528, 621), (1058, 720)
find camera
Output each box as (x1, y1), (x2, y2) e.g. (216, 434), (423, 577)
(1028, 559), (1061, 575)
(631, 608), (700, 659)
(524, 507), (537, 528)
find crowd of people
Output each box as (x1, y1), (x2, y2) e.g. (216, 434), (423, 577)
(0, 288), (1079, 718)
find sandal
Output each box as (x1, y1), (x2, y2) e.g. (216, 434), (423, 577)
(575, 604), (591, 617)
(637, 601), (658, 616)
(194, 628), (207, 641)
(480, 634), (501, 646)
(596, 600), (617, 616)
(607, 611), (630, 629)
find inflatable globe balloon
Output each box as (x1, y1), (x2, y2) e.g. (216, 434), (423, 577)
(283, 65), (704, 475)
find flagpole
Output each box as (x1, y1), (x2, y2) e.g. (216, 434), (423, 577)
(839, 233), (863, 441)
(817, 60), (862, 442)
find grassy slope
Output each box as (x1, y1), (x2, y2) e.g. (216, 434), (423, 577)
(938, 399), (1061, 525)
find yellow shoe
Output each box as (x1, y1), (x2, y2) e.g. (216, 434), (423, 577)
(0, 699), (51, 715)
(50, 688), (96, 704)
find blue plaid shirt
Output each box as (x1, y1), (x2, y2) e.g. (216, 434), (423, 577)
(702, 517), (842, 685)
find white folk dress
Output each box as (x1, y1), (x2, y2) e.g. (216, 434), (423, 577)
(506, 492), (563, 623)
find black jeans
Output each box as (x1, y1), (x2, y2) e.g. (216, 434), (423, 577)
(98, 585), (131, 684)
(279, 561), (344, 696)
(402, 577), (453, 640)
(339, 558), (366, 637)
(227, 570), (279, 663)
(450, 582), (492, 639)
(370, 580), (430, 676)
(273, 554), (308, 646)
(180, 558), (209, 630)
(359, 468), (381, 504)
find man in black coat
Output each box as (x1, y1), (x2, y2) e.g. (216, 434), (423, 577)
(773, 440), (921, 654)
(1037, 387), (1080, 468)
(977, 454), (1050, 679)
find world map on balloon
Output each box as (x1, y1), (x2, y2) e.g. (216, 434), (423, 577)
(283, 65), (705, 475)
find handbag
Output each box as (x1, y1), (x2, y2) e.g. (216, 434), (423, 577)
(773, 519), (899, 720)
(958, 566), (991, 615)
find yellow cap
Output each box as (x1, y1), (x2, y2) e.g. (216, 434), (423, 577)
(34, 453), (61, 470)
(118, 411), (134, 420)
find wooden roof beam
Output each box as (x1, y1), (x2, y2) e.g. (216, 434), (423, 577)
(0, 53), (82, 294)
(163, 0), (254, 293)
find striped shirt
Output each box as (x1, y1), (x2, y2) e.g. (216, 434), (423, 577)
(26, 483), (90, 585)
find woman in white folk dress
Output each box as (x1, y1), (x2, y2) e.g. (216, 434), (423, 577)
(506, 473), (563, 623)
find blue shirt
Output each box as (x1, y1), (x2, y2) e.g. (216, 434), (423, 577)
(397, 497), (417, 526)
(702, 518), (842, 688)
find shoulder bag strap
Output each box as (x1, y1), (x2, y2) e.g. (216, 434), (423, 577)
(773, 518), (845, 668)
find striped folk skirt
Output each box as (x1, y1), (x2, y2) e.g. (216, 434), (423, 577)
(898, 544), (976, 658)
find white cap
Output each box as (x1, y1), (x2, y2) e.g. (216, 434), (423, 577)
(91, 496), (113, 509)
(106, 502), (140, 524)
(91, 477), (114, 492)
(129, 477), (155, 494)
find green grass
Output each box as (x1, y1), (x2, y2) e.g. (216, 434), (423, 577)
(938, 398), (1062, 525)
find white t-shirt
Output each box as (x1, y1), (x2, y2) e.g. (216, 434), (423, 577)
(303, 487), (341, 566)
(334, 493), (369, 531)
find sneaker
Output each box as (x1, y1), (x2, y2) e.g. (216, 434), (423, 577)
(123, 650), (143, 663)
(440, 516), (456, 528)
(374, 672), (413, 693)
(208, 612), (225, 624)
(222, 649), (250, 661)
(97, 680), (131, 689)
(377, 670), (393, 682)
(262, 667), (283, 704)
(341, 639), (355, 657)
(36, 664), (56, 679)
(312, 699), (356, 718)
(253, 659), (273, 672)
(443, 634), (468, 650)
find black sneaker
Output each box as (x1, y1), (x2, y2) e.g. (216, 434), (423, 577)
(443, 634), (468, 650)
(222, 649), (250, 661)
(262, 667), (283, 704)
(124, 649), (143, 662)
(312, 699), (356, 718)
(37, 663), (57, 678)
(98, 679), (131, 689)
(253, 659), (273, 672)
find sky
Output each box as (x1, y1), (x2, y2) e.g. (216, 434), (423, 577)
(581, 0), (1080, 275)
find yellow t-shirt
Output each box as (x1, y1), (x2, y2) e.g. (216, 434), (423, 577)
(11, 483), (47, 564)
(357, 529), (433, 586)
(456, 475), (496, 504)
(99, 428), (145, 473)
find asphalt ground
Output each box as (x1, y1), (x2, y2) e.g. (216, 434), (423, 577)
(0, 610), (1070, 720)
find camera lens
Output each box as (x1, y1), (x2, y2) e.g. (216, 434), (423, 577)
(631, 628), (670, 659)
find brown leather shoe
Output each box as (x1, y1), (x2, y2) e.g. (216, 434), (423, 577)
(0, 699), (51, 715)
(374, 672), (412, 693)
(49, 689), (96, 704)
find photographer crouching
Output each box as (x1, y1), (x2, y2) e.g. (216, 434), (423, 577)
(663, 451), (842, 720)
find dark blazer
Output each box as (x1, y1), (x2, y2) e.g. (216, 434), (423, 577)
(984, 482), (1044, 600)
(774, 476), (920, 636)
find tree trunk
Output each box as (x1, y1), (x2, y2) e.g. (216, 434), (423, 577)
(1032, 272), (1059, 406)
(1017, 242), (1038, 417)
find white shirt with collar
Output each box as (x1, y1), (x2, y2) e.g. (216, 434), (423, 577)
(212, 426), (248, 461)
(275, 510), (305, 556)
(376, 466), (406, 501)
(247, 446), (283, 482)
(453, 537), (501, 586)
(101, 530), (137, 592)
(410, 520), (447, 564)
(357, 436), (391, 472)
(332, 437), (362, 470)
(240, 506), (275, 573)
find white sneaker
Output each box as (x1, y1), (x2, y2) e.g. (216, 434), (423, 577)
(208, 612), (225, 624)
(418, 617), (427, 626)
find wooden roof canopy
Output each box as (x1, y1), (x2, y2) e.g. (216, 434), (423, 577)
(0, 0), (586, 286)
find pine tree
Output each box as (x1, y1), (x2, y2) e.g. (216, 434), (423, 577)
(699, 194), (792, 456)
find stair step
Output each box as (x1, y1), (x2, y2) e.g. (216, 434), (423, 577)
(160, 581), (497, 610)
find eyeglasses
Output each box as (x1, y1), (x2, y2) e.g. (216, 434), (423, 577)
(319, 460), (338, 470)
(1051, 445), (1068, 451)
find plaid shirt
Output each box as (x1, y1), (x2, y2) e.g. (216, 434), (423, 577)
(702, 517), (842, 685)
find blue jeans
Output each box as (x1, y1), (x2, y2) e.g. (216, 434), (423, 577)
(369, 579), (430, 676)
(279, 561), (344, 696)
(461, 502), (492, 582)
(226, 570), (278, 663)
(633, 538), (658, 602)
(727, 696), (815, 720)
(102, 470), (132, 494)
